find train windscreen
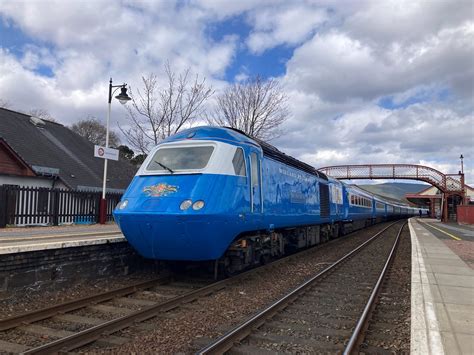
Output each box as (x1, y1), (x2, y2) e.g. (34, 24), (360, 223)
(147, 146), (214, 172)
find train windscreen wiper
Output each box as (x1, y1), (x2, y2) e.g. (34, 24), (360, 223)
(155, 161), (174, 174)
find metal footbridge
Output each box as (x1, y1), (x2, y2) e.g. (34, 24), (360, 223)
(318, 164), (466, 222)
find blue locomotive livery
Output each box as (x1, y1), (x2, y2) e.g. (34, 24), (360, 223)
(114, 126), (422, 273)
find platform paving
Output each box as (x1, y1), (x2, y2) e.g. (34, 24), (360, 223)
(0, 223), (125, 254)
(410, 218), (474, 355)
(0, 223), (120, 238)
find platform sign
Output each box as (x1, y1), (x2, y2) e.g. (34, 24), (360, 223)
(94, 145), (119, 161)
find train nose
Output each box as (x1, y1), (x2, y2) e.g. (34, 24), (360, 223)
(117, 213), (233, 261)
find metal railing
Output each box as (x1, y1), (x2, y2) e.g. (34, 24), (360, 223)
(0, 185), (122, 228)
(318, 164), (464, 193)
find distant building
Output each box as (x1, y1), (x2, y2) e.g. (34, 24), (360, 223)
(0, 107), (137, 191)
(406, 184), (474, 219)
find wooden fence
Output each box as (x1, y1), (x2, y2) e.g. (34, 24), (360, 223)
(0, 185), (122, 228)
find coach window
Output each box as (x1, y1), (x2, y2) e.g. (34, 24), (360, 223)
(232, 148), (246, 176)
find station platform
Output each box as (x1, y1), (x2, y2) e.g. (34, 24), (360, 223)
(0, 223), (125, 255)
(410, 218), (473, 354)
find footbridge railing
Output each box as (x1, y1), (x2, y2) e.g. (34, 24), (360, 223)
(318, 164), (463, 193)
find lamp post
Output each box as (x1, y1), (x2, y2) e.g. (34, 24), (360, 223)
(459, 154), (466, 206)
(99, 78), (131, 224)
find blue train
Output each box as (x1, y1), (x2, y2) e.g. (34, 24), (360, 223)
(114, 127), (424, 273)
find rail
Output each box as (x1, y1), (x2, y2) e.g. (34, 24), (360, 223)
(0, 277), (169, 331)
(343, 221), (406, 353)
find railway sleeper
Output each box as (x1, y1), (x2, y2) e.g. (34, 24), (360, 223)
(53, 313), (104, 326)
(295, 297), (369, 311)
(359, 344), (394, 354)
(246, 332), (344, 353)
(0, 339), (29, 353)
(87, 304), (135, 316)
(227, 343), (275, 354)
(288, 304), (362, 318)
(276, 313), (355, 328)
(263, 320), (353, 338)
(367, 321), (405, 332)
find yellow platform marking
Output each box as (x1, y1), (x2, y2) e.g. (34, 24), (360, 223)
(420, 221), (462, 241)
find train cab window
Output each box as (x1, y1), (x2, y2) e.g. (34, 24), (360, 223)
(232, 148), (246, 176)
(146, 146), (214, 172)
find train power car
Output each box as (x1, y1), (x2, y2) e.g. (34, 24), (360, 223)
(114, 126), (421, 274)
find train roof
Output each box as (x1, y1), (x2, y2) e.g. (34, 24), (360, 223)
(163, 126), (328, 180)
(244, 131), (328, 181)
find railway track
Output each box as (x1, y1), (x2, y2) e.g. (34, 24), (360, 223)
(0, 228), (355, 354)
(198, 220), (407, 354)
(0, 221), (404, 354)
(0, 274), (216, 354)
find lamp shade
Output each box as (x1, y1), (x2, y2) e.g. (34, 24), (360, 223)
(115, 87), (131, 104)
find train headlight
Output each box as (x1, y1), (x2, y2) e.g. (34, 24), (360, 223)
(192, 200), (205, 210)
(117, 200), (128, 210)
(180, 199), (193, 210)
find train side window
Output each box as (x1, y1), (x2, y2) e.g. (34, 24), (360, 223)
(232, 148), (246, 176)
(250, 152), (259, 187)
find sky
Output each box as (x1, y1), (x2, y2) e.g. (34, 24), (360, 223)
(0, 0), (473, 185)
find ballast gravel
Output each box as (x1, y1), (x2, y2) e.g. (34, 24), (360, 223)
(0, 273), (160, 319)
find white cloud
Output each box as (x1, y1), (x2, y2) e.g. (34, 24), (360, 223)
(246, 4), (327, 54)
(344, 0), (473, 45)
(285, 22), (474, 102)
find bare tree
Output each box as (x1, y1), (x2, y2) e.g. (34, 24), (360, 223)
(210, 76), (290, 140)
(28, 108), (57, 122)
(71, 116), (120, 147)
(0, 99), (12, 109)
(120, 63), (214, 154)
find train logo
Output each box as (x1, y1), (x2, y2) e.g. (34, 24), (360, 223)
(143, 183), (178, 197)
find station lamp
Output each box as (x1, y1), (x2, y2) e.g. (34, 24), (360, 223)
(99, 78), (132, 224)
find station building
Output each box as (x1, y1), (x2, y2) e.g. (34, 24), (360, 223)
(406, 184), (474, 223)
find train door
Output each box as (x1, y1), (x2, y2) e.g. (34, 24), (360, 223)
(249, 151), (262, 213)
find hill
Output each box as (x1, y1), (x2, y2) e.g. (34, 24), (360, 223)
(355, 182), (429, 204)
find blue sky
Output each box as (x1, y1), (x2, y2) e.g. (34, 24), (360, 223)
(0, 0), (472, 184)
(207, 15), (292, 81)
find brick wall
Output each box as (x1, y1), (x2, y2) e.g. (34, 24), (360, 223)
(0, 242), (154, 294)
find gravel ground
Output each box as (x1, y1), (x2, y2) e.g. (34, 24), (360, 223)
(82, 223), (391, 354)
(443, 240), (474, 268)
(0, 272), (160, 319)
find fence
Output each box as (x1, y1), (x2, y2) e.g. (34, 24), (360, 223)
(0, 185), (122, 228)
